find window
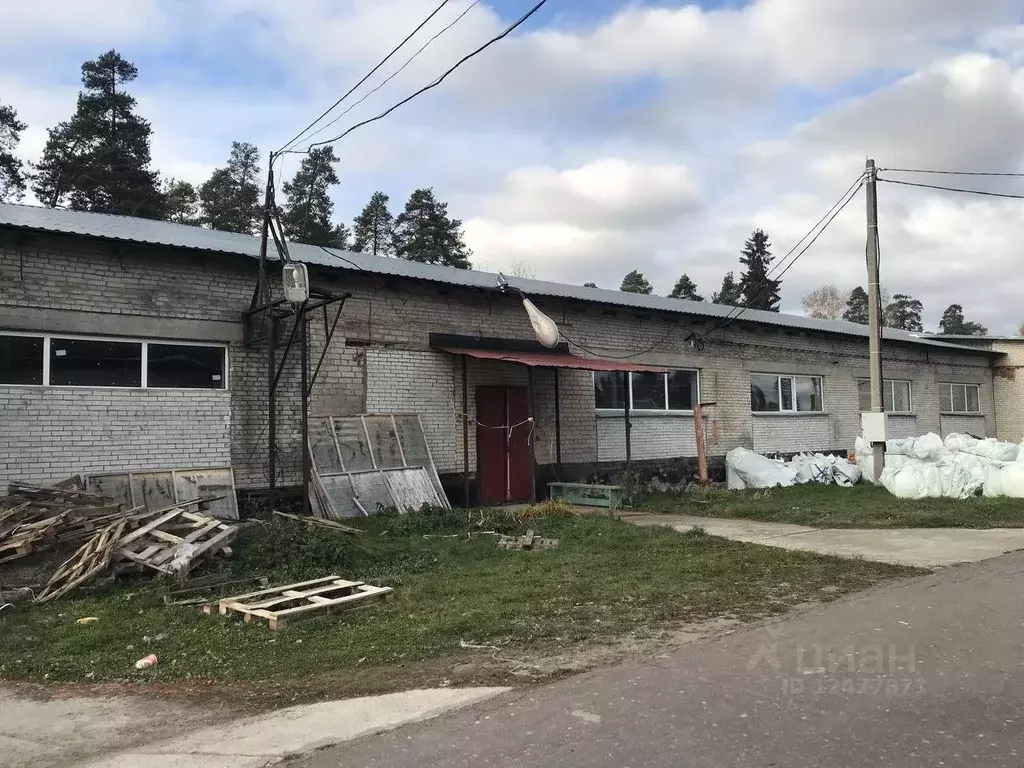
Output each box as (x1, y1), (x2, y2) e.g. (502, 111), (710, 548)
(148, 344), (226, 389)
(940, 383), (981, 414)
(857, 379), (912, 413)
(0, 335), (43, 385)
(751, 374), (823, 412)
(594, 370), (699, 412)
(50, 338), (142, 387)
(0, 333), (226, 389)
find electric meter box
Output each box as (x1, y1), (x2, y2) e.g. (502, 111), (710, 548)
(283, 262), (310, 303)
(861, 411), (888, 443)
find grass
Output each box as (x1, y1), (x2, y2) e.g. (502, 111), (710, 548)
(0, 509), (918, 693)
(640, 483), (1024, 528)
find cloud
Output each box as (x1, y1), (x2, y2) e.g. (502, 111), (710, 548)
(477, 158), (701, 228)
(4, 0), (1024, 333)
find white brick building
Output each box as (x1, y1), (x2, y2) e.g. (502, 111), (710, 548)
(0, 203), (1010, 507)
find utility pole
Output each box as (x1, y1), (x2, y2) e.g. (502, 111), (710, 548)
(865, 158), (885, 481)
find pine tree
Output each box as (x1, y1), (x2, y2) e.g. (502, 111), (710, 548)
(620, 270), (653, 294)
(938, 303), (988, 336)
(711, 271), (743, 305)
(351, 192), (394, 255)
(280, 146), (346, 247)
(668, 273), (703, 301)
(843, 286), (869, 324)
(163, 179), (200, 225)
(0, 102), (27, 201)
(737, 229), (781, 311)
(32, 50), (164, 217)
(199, 141), (261, 234)
(392, 187), (472, 269)
(885, 294), (924, 332)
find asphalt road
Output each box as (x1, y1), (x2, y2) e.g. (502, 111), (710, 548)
(294, 552), (1024, 767)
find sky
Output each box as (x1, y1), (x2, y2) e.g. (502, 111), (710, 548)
(3, 0), (1024, 332)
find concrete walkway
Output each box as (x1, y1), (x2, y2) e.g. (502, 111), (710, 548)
(625, 513), (1024, 568)
(2, 686), (508, 768)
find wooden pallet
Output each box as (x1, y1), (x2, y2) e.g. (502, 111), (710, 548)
(212, 575), (393, 629)
(115, 503), (236, 582)
(36, 517), (130, 603)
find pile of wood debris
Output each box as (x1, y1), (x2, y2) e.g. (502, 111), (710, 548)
(0, 477), (130, 565)
(0, 476), (238, 603)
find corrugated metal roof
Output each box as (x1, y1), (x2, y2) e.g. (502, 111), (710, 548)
(0, 202), (998, 355)
(434, 346), (665, 372)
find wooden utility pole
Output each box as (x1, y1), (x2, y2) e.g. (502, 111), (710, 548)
(865, 158), (885, 481)
(693, 403), (708, 485)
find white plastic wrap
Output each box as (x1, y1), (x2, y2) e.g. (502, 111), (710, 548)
(862, 431), (1020, 499)
(726, 447), (796, 490)
(983, 462), (1024, 498)
(789, 452), (862, 486)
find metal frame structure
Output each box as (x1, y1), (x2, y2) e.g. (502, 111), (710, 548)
(242, 154), (351, 513)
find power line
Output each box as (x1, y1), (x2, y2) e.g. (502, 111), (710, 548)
(707, 176), (865, 338)
(759, 171), (866, 283)
(276, 0), (456, 155)
(880, 167), (1024, 178)
(297, 0), (481, 151)
(293, 0), (550, 154)
(877, 176), (1024, 200)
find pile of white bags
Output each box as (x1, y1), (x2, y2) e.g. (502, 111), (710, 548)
(858, 432), (1024, 499)
(726, 447), (861, 490)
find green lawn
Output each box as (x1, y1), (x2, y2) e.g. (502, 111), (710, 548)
(640, 483), (1024, 528)
(0, 509), (917, 697)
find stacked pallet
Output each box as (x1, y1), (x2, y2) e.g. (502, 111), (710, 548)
(35, 499), (238, 602)
(0, 478), (128, 565)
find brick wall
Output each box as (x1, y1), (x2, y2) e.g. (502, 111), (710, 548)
(751, 414), (832, 454)
(992, 342), (1024, 441)
(939, 414), (988, 437)
(596, 413), (699, 461)
(0, 388), (230, 487)
(0, 232), (1006, 492)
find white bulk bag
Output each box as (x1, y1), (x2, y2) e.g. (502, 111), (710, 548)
(726, 447), (796, 490)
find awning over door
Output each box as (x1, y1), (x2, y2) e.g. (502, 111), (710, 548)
(435, 346), (664, 373)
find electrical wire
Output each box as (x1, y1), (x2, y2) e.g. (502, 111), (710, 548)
(298, 0), (481, 149)
(706, 175), (866, 338)
(293, 0), (550, 154)
(876, 176), (1024, 200)
(276, 0), (456, 155)
(879, 167), (1024, 177)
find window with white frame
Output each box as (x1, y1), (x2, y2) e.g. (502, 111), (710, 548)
(594, 370), (699, 411)
(0, 333), (227, 389)
(857, 378), (912, 413)
(940, 382), (981, 414)
(750, 373), (823, 412)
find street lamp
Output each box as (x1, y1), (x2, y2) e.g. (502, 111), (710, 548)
(498, 273), (560, 347)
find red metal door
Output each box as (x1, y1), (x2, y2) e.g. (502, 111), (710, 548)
(476, 386), (508, 505)
(505, 387), (533, 502)
(476, 386), (533, 504)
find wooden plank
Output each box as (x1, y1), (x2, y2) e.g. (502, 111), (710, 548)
(229, 581), (365, 612)
(115, 508), (186, 547)
(216, 575), (346, 609)
(148, 520), (222, 565)
(265, 585), (392, 619)
(271, 510), (362, 534)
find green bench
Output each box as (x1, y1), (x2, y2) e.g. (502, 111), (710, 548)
(548, 482), (625, 510)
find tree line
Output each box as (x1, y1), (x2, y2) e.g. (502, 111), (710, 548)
(801, 285), (988, 335)
(609, 227), (991, 336)
(616, 228), (781, 309)
(0, 50), (472, 269)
